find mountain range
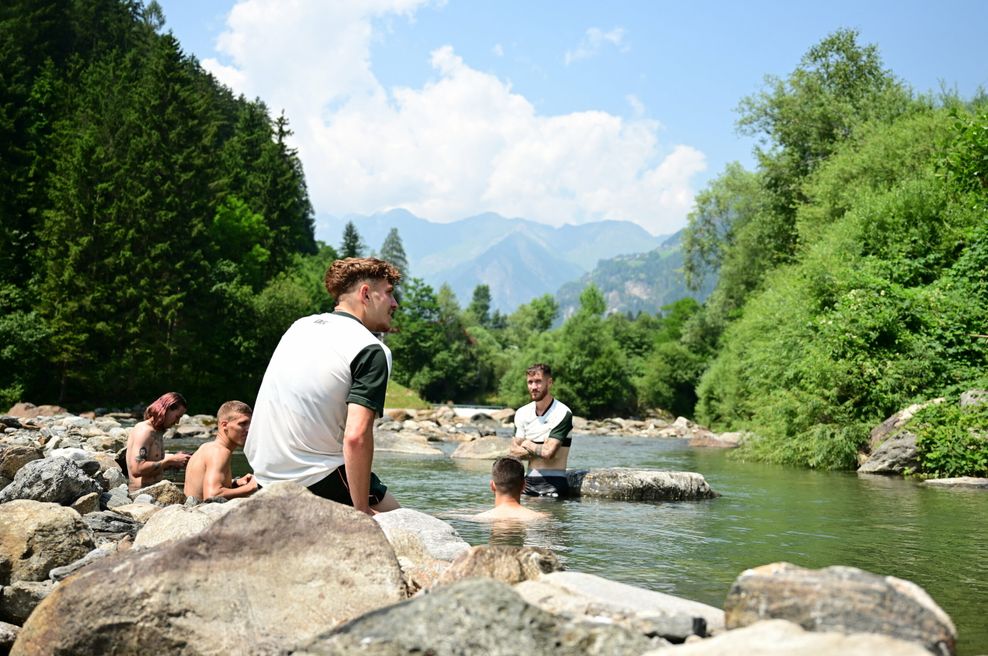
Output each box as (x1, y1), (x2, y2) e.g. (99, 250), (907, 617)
(316, 210), (709, 314)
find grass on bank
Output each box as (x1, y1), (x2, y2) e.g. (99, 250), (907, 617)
(385, 381), (431, 410)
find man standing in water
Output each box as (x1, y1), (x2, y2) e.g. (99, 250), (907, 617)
(246, 257), (402, 515)
(184, 400), (258, 501)
(509, 363), (574, 497)
(125, 392), (192, 492)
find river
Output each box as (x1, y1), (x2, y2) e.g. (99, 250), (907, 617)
(225, 433), (987, 654)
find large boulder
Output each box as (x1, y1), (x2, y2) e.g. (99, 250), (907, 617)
(723, 563), (956, 656)
(640, 619), (931, 656)
(436, 545), (562, 586)
(0, 457), (102, 505)
(294, 578), (656, 656)
(0, 500), (95, 585)
(5, 403), (67, 419)
(867, 400), (942, 452)
(567, 468), (719, 501)
(516, 571), (724, 643)
(12, 483), (406, 655)
(857, 431), (919, 474)
(450, 436), (513, 459)
(0, 579), (54, 624)
(373, 508), (470, 591)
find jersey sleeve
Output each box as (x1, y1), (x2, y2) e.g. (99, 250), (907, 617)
(548, 410), (573, 446)
(347, 344), (390, 416)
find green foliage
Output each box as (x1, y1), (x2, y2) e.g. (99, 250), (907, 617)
(941, 107), (988, 198)
(909, 400), (988, 478)
(465, 284), (492, 327)
(379, 227), (408, 279)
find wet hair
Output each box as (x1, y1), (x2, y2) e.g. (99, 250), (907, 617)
(324, 257), (402, 299)
(526, 363), (553, 378)
(491, 457), (526, 495)
(217, 400), (252, 423)
(144, 392), (187, 431)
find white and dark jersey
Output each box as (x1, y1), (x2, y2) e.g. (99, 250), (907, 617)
(245, 311), (391, 488)
(514, 398), (573, 446)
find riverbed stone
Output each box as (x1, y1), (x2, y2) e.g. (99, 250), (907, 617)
(0, 445), (43, 480)
(6, 403), (67, 419)
(133, 479), (186, 505)
(70, 491), (100, 515)
(100, 483), (132, 510)
(82, 510), (141, 545)
(642, 619), (931, 656)
(294, 578), (656, 656)
(0, 500), (95, 585)
(112, 502), (163, 523)
(723, 562), (956, 656)
(0, 579), (54, 624)
(133, 500), (240, 549)
(373, 508), (470, 591)
(12, 483), (407, 655)
(436, 545), (562, 587)
(48, 545), (117, 581)
(959, 389), (988, 408)
(450, 436), (513, 459)
(374, 430), (445, 455)
(689, 431), (744, 448)
(857, 431), (919, 474)
(567, 468), (719, 501)
(0, 621), (17, 652)
(868, 400), (943, 452)
(0, 457), (102, 506)
(516, 571), (724, 642)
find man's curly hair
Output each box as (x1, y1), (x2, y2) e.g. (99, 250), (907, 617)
(324, 257), (402, 298)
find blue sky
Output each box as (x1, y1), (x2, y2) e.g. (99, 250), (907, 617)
(158, 0), (988, 237)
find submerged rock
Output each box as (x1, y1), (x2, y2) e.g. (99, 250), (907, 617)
(567, 468), (719, 501)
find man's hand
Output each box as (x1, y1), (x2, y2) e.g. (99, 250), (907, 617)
(508, 442), (530, 459)
(235, 474), (258, 493)
(166, 452), (192, 470)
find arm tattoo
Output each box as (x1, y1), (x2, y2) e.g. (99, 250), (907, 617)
(137, 447), (148, 462)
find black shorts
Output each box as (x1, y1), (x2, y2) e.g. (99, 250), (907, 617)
(524, 474), (569, 498)
(307, 465), (389, 507)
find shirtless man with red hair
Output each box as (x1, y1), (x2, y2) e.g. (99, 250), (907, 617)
(125, 391), (192, 491)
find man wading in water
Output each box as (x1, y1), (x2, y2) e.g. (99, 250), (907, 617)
(509, 363), (574, 498)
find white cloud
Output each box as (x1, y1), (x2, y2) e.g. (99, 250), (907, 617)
(206, 2), (703, 235)
(564, 27), (629, 65)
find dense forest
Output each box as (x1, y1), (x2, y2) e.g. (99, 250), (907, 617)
(2, 3), (985, 475)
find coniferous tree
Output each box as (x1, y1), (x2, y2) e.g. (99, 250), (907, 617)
(379, 227), (408, 278)
(339, 221), (365, 258)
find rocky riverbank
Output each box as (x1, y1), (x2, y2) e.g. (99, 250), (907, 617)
(0, 402), (975, 654)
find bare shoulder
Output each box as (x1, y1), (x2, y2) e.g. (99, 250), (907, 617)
(128, 421), (155, 445)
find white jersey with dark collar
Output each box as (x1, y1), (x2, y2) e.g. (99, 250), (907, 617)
(514, 398), (573, 446)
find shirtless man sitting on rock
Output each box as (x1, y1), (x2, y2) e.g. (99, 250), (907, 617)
(473, 457), (547, 522)
(184, 401), (258, 501)
(125, 392), (192, 492)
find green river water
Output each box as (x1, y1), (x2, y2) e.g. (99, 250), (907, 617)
(223, 433), (987, 653)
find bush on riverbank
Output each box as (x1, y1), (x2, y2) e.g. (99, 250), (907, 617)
(908, 395), (988, 478)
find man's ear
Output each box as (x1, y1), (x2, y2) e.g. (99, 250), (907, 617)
(489, 480), (496, 493)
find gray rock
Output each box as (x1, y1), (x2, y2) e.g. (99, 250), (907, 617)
(641, 619), (931, 656)
(723, 562), (956, 656)
(689, 432), (744, 448)
(294, 578), (655, 656)
(959, 389), (988, 408)
(13, 483), (406, 655)
(436, 545), (563, 587)
(450, 436), (513, 459)
(70, 492), (100, 515)
(99, 484), (132, 510)
(49, 545), (116, 581)
(373, 430), (445, 456)
(133, 502), (239, 549)
(97, 467), (127, 490)
(0, 500), (95, 585)
(857, 431), (918, 474)
(373, 509), (472, 591)
(516, 571), (725, 642)
(82, 510), (141, 543)
(0, 457), (101, 506)
(0, 579), (54, 624)
(567, 468), (719, 501)
(922, 477), (988, 489)
(868, 400), (942, 452)
(0, 620), (17, 652)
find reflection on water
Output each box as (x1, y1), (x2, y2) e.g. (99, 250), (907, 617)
(217, 434), (988, 655)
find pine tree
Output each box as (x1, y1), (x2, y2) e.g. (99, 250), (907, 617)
(340, 221), (365, 258)
(379, 227), (408, 278)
